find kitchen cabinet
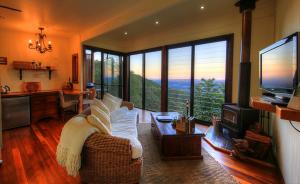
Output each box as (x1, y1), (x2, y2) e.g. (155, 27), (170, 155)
(2, 91), (59, 126)
(2, 96), (30, 129)
(30, 91), (59, 123)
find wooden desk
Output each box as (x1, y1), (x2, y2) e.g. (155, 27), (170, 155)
(63, 90), (84, 113)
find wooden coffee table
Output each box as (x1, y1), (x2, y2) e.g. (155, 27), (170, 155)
(151, 112), (205, 160)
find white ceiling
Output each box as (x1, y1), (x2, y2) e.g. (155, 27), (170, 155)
(0, 0), (274, 49)
(84, 0), (275, 52)
(84, 0), (238, 50)
(0, 0), (184, 37)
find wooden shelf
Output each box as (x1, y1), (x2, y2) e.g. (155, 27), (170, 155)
(13, 61), (56, 80)
(250, 97), (300, 122)
(15, 68), (56, 80)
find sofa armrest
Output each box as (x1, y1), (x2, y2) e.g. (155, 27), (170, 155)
(82, 133), (133, 163)
(121, 101), (134, 110)
(80, 132), (142, 183)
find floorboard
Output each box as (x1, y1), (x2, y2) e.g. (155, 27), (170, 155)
(0, 110), (284, 184)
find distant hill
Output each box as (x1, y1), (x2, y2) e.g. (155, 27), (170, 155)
(129, 72), (225, 123)
(130, 72), (161, 111)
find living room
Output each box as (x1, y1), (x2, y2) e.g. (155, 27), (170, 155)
(0, 0), (299, 183)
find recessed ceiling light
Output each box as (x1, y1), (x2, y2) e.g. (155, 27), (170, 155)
(200, 5), (205, 10)
(124, 32), (128, 35)
(155, 21), (159, 25)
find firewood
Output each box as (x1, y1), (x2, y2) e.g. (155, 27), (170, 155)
(245, 131), (271, 144)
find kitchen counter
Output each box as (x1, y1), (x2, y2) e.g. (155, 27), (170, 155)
(1, 89), (84, 113)
(1, 90), (60, 98)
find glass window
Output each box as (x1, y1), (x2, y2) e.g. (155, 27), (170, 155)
(145, 51), (162, 111)
(194, 41), (227, 122)
(168, 46), (192, 115)
(93, 52), (102, 90)
(83, 47), (123, 99)
(84, 49), (92, 87)
(104, 54), (122, 97)
(85, 49), (92, 55)
(130, 54), (143, 108)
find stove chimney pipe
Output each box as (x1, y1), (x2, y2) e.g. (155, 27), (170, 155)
(235, 0), (257, 107)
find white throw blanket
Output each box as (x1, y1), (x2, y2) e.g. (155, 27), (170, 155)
(56, 115), (98, 176)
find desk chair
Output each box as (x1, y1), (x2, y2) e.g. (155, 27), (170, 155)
(59, 91), (79, 122)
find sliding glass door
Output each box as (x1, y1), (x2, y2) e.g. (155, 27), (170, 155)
(194, 41), (227, 122)
(93, 52), (102, 90)
(168, 46), (192, 115)
(145, 51), (162, 111)
(104, 54), (122, 97)
(129, 54), (143, 108)
(129, 50), (162, 110)
(83, 46), (124, 98)
(83, 34), (232, 123)
(84, 49), (92, 88)
(166, 36), (232, 123)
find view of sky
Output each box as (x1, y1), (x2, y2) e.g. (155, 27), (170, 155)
(195, 41), (226, 81)
(130, 54), (143, 76)
(93, 51), (101, 61)
(91, 40), (227, 82)
(168, 46), (192, 80)
(105, 54), (120, 83)
(145, 51), (162, 80)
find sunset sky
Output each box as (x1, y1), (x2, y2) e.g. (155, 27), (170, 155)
(129, 41), (228, 81)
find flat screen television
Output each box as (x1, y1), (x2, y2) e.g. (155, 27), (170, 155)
(259, 32), (299, 101)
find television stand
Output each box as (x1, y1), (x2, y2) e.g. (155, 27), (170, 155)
(261, 96), (288, 106)
(251, 97), (300, 122)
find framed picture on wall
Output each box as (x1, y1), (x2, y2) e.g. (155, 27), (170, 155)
(72, 53), (79, 84)
(0, 57), (7, 65)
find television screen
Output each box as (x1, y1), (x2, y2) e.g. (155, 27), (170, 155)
(260, 35), (298, 94)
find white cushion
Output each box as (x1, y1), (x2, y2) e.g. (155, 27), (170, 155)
(87, 115), (111, 135)
(103, 93), (122, 112)
(92, 98), (110, 116)
(110, 109), (142, 159)
(91, 105), (111, 131)
(105, 93), (123, 104)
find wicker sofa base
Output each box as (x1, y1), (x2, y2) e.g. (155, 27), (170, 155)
(80, 131), (142, 184)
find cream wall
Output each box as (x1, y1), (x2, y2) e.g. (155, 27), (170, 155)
(0, 27), (73, 92)
(272, 0), (300, 183)
(69, 35), (83, 90)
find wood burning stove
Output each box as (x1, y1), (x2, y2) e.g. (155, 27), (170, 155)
(220, 104), (259, 138)
(218, 0), (260, 139)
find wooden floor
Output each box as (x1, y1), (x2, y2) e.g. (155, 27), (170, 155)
(0, 109), (284, 184)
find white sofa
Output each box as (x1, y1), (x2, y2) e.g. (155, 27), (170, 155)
(110, 107), (142, 159)
(80, 100), (143, 184)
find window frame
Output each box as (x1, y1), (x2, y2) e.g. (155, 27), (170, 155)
(165, 34), (233, 124)
(128, 47), (163, 111)
(82, 34), (233, 125)
(167, 45), (193, 115)
(83, 45), (125, 98)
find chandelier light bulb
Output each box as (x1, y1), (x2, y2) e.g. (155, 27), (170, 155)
(28, 27), (53, 53)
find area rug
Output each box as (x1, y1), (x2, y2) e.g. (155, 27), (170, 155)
(138, 123), (239, 184)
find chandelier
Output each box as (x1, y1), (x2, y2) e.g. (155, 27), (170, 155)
(28, 27), (52, 53)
